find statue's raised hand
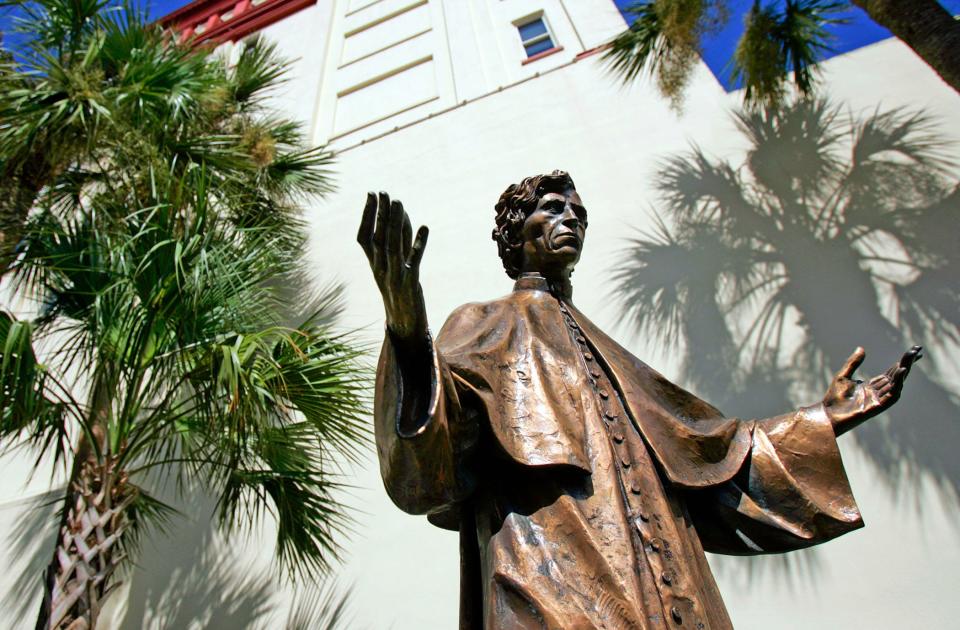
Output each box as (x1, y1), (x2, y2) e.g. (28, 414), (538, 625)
(357, 192), (429, 342)
(822, 345), (923, 436)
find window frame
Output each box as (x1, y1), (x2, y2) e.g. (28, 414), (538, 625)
(513, 13), (558, 61)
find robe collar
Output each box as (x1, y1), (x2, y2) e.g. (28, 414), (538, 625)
(513, 272), (573, 301)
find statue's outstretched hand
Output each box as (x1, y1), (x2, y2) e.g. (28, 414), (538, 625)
(822, 345), (923, 436)
(358, 192), (429, 341)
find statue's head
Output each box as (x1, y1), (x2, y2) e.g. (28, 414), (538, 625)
(492, 170), (587, 279)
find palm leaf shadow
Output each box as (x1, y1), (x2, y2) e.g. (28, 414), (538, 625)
(2, 486), (359, 629)
(1, 489), (61, 622)
(612, 98), (960, 535)
(117, 475), (360, 629)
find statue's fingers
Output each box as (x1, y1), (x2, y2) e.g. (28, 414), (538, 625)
(373, 191), (391, 252)
(385, 199), (404, 255)
(893, 365), (910, 387)
(884, 346), (920, 383)
(401, 212), (413, 260)
(868, 374), (887, 387)
(884, 361), (900, 380)
(878, 387), (895, 404)
(409, 225), (429, 269)
(899, 345), (923, 371)
(357, 192), (377, 254)
(837, 347), (866, 379)
(886, 367), (909, 399)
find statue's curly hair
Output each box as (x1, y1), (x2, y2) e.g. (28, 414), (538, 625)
(492, 170), (578, 279)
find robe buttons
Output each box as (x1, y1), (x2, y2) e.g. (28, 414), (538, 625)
(590, 369), (601, 378)
(649, 538), (662, 551)
(671, 607), (682, 624)
(584, 352), (593, 361)
(620, 456), (631, 468)
(599, 389), (609, 399)
(612, 432), (624, 443)
(661, 570), (675, 585)
(631, 482), (643, 495)
(604, 410), (618, 420)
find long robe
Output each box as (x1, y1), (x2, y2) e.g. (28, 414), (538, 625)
(374, 274), (863, 629)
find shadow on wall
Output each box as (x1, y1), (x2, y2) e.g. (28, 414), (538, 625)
(610, 98), (960, 559)
(117, 490), (356, 630)
(1, 486), (355, 629)
(118, 492), (274, 629)
(1, 490), (60, 622)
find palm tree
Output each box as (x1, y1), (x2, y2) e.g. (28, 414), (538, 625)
(613, 98), (960, 495)
(0, 2), (368, 628)
(602, 1), (960, 109)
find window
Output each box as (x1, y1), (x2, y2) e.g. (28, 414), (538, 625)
(517, 16), (555, 58)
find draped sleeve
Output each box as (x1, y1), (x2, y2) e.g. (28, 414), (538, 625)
(686, 403), (864, 555)
(373, 328), (478, 524)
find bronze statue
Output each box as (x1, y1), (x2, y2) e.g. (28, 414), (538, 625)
(357, 171), (921, 629)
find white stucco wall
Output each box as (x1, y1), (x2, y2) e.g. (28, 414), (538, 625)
(297, 39), (960, 630)
(2, 1), (958, 628)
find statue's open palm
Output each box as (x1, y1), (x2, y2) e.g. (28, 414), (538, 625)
(357, 192), (429, 340)
(823, 345), (923, 435)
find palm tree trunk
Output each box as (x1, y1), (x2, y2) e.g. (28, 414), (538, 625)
(851, 0), (960, 95)
(35, 377), (131, 630)
(35, 456), (132, 630)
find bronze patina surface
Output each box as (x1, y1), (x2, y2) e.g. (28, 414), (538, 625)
(357, 171), (921, 629)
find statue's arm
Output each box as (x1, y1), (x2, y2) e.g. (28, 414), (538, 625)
(357, 191), (436, 436)
(688, 346), (922, 555)
(373, 331), (476, 515)
(359, 193), (475, 515)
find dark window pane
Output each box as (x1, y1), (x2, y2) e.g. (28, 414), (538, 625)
(524, 37), (554, 57)
(518, 19), (548, 42)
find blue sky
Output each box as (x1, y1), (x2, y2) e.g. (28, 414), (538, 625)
(147, 0), (193, 20)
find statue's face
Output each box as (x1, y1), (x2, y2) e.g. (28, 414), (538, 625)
(520, 188), (587, 275)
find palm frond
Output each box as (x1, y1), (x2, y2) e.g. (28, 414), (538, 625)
(602, 2), (667, 84)
(602, 0), (713, 106)
(780, 0), (846, 95)
(733, 0), (846, 109)
(119, 484), (181, 556)
(263, 145), (337, 199)
(229, 36), (291, 110)
(119, 319), (368, 577)
(4, 0), (112, 56)
(215, 422), (354, 578)
(0, 310), (85, 472)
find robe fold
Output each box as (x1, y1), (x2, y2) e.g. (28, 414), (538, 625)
(374, 274), (863, 629)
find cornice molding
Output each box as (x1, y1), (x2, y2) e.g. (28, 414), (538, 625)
(161, 0), (318, 45)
